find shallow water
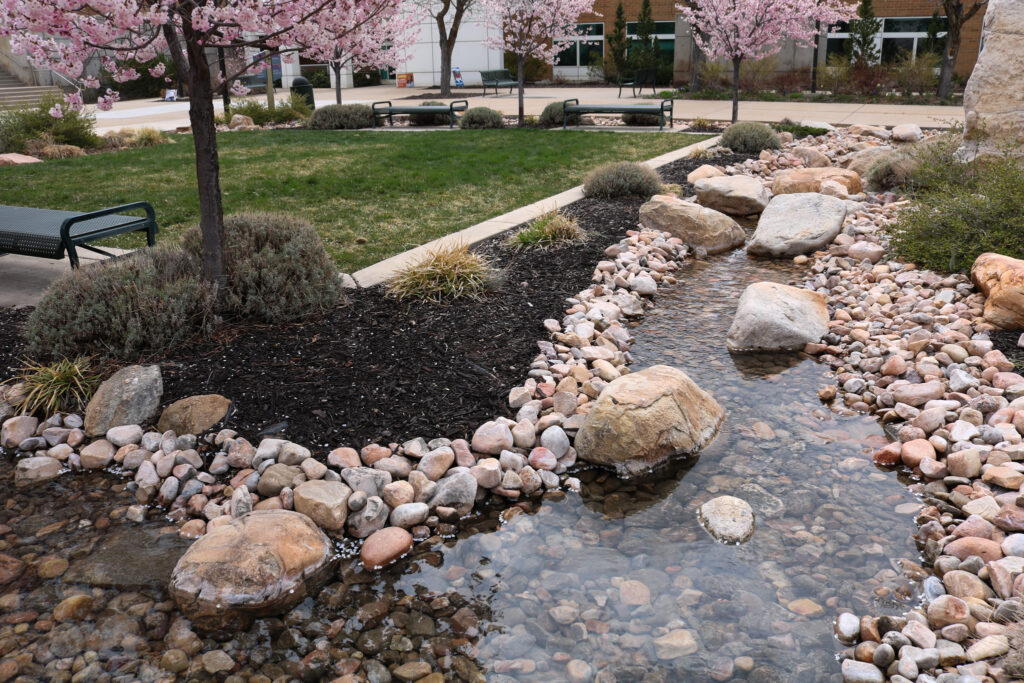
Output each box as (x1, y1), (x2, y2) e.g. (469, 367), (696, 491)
(1, 250), (926, 682)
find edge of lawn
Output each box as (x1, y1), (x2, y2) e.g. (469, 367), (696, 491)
(350, 134), (720, 288)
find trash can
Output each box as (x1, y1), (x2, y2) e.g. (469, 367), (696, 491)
(290, 76), (315, 110)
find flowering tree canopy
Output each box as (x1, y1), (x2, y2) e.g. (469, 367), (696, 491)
(678, 0), (857, 120)
(0, 0), (415, 281)
(479, 0), (598, 124)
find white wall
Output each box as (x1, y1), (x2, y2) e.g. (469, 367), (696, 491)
(396, 6), (505, 88)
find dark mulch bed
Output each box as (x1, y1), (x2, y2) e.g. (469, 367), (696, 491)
(990, 329), (1024, 371)
(0, 153), (746, 452)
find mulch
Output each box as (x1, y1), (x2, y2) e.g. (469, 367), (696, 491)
(0, 154), (749, 452)
(990, 329), (1024, 370)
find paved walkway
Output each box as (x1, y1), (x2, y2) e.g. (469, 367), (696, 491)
(92, 84), (963, 133)
(0, 248), (130, 309)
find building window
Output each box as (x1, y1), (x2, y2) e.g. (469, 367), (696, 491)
(626, 21), (675, 64)
(826, 16), (948, 63)
(555, 23), (604, 68)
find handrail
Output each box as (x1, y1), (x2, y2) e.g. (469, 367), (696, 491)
(50, 70), (83, 93)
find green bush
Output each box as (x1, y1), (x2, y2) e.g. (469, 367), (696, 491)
(460, 107), (504, 129)
(583, 161), (662, 199)
(226, 94), (311, 126)
(308, 103), (374, 130)
(25, 247), (216, 360)
(387, 243), (495, 301)
(182, 213), (342, 322)
(891, 50), (939, 96)
(409, 101), (450, 127)
(721, 121), (780, 154)
(539, 101), (579, 128)
(772, 118), (830, 139)
(889, 139), (1024, 273)
(622, 112), (662, 126)
(0, 95), (100, 154)
(866, 151), (918, 191)
(510, 209), (585, 249)
(305, 69), (331, 89)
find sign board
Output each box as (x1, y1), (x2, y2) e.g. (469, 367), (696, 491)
(163, 89), (177, 101)
(397, 73), (414, 88)
(452, 67), (464, 87)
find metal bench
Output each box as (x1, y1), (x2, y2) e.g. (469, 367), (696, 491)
(371, 100), (469, 128)
(562, 98), (674, 131)
(479, 69), (517, 96)
(0, 202), (158, 268)
(618, 68), (659, 98)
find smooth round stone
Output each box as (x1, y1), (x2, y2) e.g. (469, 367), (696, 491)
(872, 643), (895, 668)
(390, 502), (429, 528)
(1002, 534), (1024, 557)
(835, 612), (860, 643)
(841, 659), (884, 683)
(698, 495), (755, 543)
(360, 527), (413, 570)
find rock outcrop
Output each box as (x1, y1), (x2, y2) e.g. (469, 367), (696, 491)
(963, 0), (1024, 156)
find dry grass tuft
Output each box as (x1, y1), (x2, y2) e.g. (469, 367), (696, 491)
(9, 357), (100, 416)
(387, 242), (495, 301)
(510, 208), (585, 250)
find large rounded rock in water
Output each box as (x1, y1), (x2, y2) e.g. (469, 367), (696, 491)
(168, 510), (335, 632)
(639, 195), (746, 254)
(972, 252), (1024, 329)
(575, 365), (723, 476)
(693, 175), (770, 215)
(726, 282), (828, 352)
(746, 193), (848, 258)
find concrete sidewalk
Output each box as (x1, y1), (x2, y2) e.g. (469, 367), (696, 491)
(92, 84), (963, 133)
(0, 248), (131, 309)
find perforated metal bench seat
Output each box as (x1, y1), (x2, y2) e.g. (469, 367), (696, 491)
(372, 100), (469, 128)
(0, 202), (158, 268)
(562, 98), (675, 131)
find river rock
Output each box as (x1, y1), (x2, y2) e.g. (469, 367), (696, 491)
(257, 464), (301, 497)
(771, 167), (863, 195)
(638, 195), (746, 254)
(470, 421), (513, 455)
(346, 495), (389, 538)
(575, 365), (724, 476)
(360, 527), (413, 570)
(158, 395), (231, 435)
(698, 495), (755, 543)
(963, 0), (1024, 156)
(746, 193), (848, 258)
(293, 480), (351, 532)
(891, 123), (923, 143)
(841, 660), (884, 683)
(84, 365), (162, 437)
(14, 456), (61, 487)
(168, 510), (335, 632)
(791, 146), (831, 167)
(427, 471), (478, 515)
(972, 252), (1024, 328)
(80, 439), (115, 469)
(693, 175), (770, 215)
(652, 629), (698, 659)
(726, 282), (828, 351)
(390, 502), (429, 528)
(1, 415), (38, 450)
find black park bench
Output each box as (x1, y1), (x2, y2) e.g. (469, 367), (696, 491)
(618, 67), (658, 98)
(479, 69), (517, 96)
(562, 98), (675, 131)
(371, 100), (468, 128)
(0, 202), (158, 268)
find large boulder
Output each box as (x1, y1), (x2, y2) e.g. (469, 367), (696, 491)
(639, 195), (745, 255)
(771, 167), (863, 195)
(746, 193), (848, 258)
(693, 175), (770, 215)
(84, 365), (162, 437)
(168, 510), (335, 632)
(726, 282), (828, 352)
(157, 395), (231, 435)
(963, 0), (1024, 155)
(972, 252), (1024, 328)
(575, 365), (724, 477)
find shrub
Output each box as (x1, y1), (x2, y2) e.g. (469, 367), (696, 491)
(25, 136), (86, 160)
(226, 94), (311, 127)
(889, 140), (1024, 273)
(622, 112), (662, 126)
(772, 118), (830, 139)
(539, 101), (579, 128)
(687, 116), (716, 132)
(9, 357), (100, 417)
(817, 55), (851, 95)
(305, 69), (331, 89)
(409, 101), (450, 127)
(697, 61), (730, 89)
(583, 161), (662, 199)
(865, 151), (918, 191)
(25, 247), (216, 360)
(387, 242), (495, 301)
(720, 121), (780, 154)
(460, 107), (504, 129)
(308, 103), (374, 130)
(182, 213), (342, 322)
(891, 50), (940, 96)
(510, 209), (585, 249)
(0, 95), (100, 154)
(133, 127), (170, 147)
(739, 56), (778, 94)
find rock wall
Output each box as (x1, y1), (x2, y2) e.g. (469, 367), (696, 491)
(963, 0), (1024, 155)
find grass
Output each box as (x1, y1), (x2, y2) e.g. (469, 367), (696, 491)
(0, 129), (707, 273)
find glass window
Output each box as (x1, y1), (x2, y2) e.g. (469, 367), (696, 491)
(881, 37), (915, 63)
(579, 42), (604, 67)
(626, 21), (675, 37)
(555, 42), (578, 67)
(826, 37), (848, 59)
(884, 17), (947, 33)
(555, 23), (604, 68)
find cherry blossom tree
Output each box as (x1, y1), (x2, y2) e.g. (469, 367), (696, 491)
(0, 0), (416, 283)
(479, 0), (598, 126)
(678, 0), (857, 122)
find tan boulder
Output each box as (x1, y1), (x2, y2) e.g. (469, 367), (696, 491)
(293, 480), (351, 532)
(575, 365), (724, 476)
(0, 153), (42, 166)
(229, 114), (255, 130)
(686, 164), (724, 184)
(746, 193), (848, 258)
(790, 146), (831, 167)
(693, 175), (770, 215)
(972, 252), (1024, 328)
(158, 395), (232, 435)
(772, 167), (863, 195)
(726, 282), (828, 352)
(168, 510), (335, 632)
(963, 0), (1024, 155)
(639, 195), (745, 255)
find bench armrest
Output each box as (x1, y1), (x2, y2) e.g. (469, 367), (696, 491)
(59, 202), (156, 243)
(450, 100), (469, 112)
(371, 101), (392, 113)
(661, 99), (673, 112)
(563, 98), (579, 108)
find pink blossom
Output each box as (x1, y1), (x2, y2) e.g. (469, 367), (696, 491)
(97, 89), (121, 111)
(48, 104), (63, 119)
(148, 62), (166, 78)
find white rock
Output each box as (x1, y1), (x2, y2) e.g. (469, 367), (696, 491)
(698, 495), (755, 543)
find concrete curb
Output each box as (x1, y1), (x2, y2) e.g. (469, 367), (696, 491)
(349, 134), (721, 289)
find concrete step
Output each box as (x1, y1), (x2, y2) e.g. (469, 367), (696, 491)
(0, 86), (61, 107)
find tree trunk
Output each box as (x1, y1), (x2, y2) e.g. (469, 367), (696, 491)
(731, 57), (741, 123)
(938, 15), (962, 98)
(689, 37), (705, 91)
(439, 33), (453, 97)
(810, 21), (820, 93)
(517, 54), (526, 127)
(333, 62), (343, 104)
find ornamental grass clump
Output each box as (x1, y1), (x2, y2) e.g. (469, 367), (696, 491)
(9, 357), (100, 417)
(25, 247), (216, 360)
(459, 107), (504, 129)
(387, 243), (495, 301)
(307, 103), (374, 130)
(720, 121), (780, 154)
(510, 209), (585, 249)
(182, 213), (342, 322)
(583, 161), (662, 198)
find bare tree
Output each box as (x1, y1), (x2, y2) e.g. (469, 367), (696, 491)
(417, 0), (477, 97)
(935, 0), (987, 98)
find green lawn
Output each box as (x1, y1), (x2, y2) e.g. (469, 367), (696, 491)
(0, 129), (707, 272)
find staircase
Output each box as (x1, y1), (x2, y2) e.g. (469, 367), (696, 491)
(0, 64), (61, 108)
